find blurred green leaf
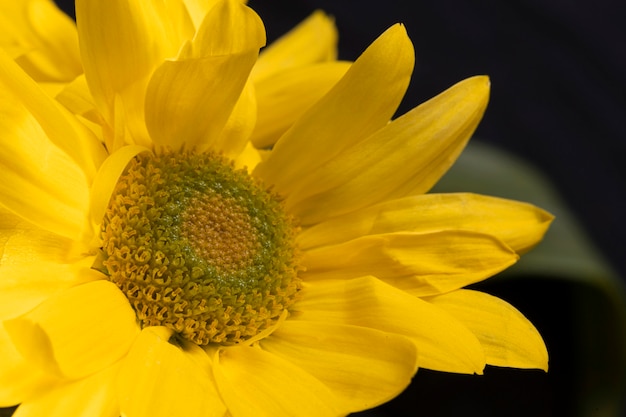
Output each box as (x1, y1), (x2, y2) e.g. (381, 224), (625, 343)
(432, 140), (626, 416)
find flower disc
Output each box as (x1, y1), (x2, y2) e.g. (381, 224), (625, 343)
(100, 150), (301, 345)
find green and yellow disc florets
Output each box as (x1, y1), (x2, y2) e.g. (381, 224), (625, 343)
(100, 150), (301, 346)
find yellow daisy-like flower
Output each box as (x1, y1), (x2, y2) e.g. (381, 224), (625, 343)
(0, 0), (552, 416)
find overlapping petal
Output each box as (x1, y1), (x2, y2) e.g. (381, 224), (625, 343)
(76, 0), (194, 145)
(298, 192), (553, 254)
(254, 24), (414, 194)
(261, 320), (417, 412)
(251, 10), (338, 81)
(145, 0), (265, 151)
(0, 323), (59, 407)
(4, 280), (139, 380)
(302, 231), (518, 296)
(214, 345), (342, 417)
(0, 50), (105, 181)
(0, 0), (81, 82)
(285, 76), (490, 224)
(252, 61), (351, 148)
(117, 327), (225, 417)
(11, 364), (120, 417)
(295, 277), (486, 374)
(424, 290), (549, 370)
(0, 55), (95, 241)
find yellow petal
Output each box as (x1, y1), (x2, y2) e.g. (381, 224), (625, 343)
(4, 280), (139, 380)
(0, 323), (59, 407)
(251, 61), (352, 149)
(298, 192), (553, 254)
(76, 0), (194, 140)
(117, 326), (226, 417)
(55, 75), (105, 128)
(0, 77), (92, 242)
(261, 320), (417, 412)
(425, 289), (549, 371)
(214, 345), (341, 417)
(252, 10), (337, 81)
(12, 363), (120, 417)
(89, 145), (151, 232)
(302, 231), (518, 296)
(0, 49), (106, 181)
(204, 79), (256, 159)
(0, 0), (81, 82)
(295, 277), (486, 374)
(254, 24), (414, 194)
(0, 257), (100, 321)
(182, 0), (219, 29)
(145, 0), (264, 150)
(286, 76), (490, 224)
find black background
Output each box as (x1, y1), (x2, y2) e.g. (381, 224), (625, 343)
(45, 1), (626, 416)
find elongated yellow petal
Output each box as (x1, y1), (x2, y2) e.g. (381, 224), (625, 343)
(252, 10), (338, 81)
(0, 211), (99, 321)
(0, 50), (106, 181)
(210, 80), (257, 159)
(4, 281), (139, 380)
(0, 323), (59, 407)
(298, 192), (553, 254)
(146, 0), (264, 150)
(302, 231), (518, 296)
(296, 277), (486, 374)
(0, 93), (91, 241)
(251, 61), (351, 148)
(214, 345), (341, 417)
(261, 320), (417, 413)
(76, 0), (194, 143)
(425, 290), (549, 370)
(254, 24), (414, 194)
(117, 327), (225, 417)
(0, 0), (81, 82)
(286, 76), (490, 224)
(11, 364), (120, 417)
(89, 145), (151, 231)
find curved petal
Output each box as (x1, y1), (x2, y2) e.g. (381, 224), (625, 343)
(254, 24), (414, 194)
(4, 280), (139, 380)
(12, 364), (120, 417)
(260, 320), (417, 412)
(0, 323), (59, 407)
(0, 49), (106, 181)
(302, 231), (518, 296)
(252, 10), (338, 81)
(0, 0), (81, 82)
(210, 80), (257, 158)
(89, 145), (151, 232)
(251, 61), (351, 149)
(0, 77), (91, 242)
(145, 0), (265, 150)
(117, 326), (225, 417)
(424, 289), (549, 371)
(295, 277), (486, 374)
(298, 192), (554, 254)
(286, 76), (490, 224)
(76, 0), (194, 141)
(0, 203), (100, 318)
(213, 345), (341, 417)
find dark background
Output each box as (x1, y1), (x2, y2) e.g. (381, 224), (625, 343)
(46, 1), (626, 416)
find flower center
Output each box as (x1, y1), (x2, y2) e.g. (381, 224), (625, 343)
(100, 150), (301, 346)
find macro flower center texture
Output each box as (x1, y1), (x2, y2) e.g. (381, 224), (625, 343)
(100, 150), (301, 346)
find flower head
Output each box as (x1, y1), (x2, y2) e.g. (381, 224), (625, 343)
(0, 0), (552, 416)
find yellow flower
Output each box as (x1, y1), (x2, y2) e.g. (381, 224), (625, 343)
(0, 0), (552, 416)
